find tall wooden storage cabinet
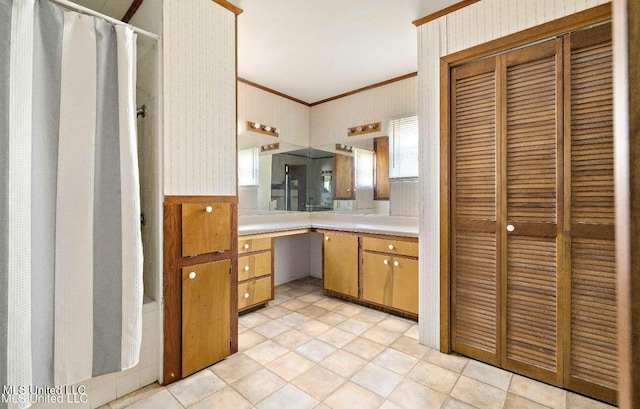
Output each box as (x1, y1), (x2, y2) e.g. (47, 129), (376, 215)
(449, 22), (616, 404)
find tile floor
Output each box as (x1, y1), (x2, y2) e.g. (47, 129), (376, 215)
(101, 277), (615, 409)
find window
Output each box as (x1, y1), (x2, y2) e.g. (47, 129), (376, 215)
(388, 115), (419, 178)
(238, 147), (259, 186)
(354, 148), (374, 188)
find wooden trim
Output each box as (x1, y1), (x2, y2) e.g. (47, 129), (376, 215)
(212, 0), (243, 15)
(239, 228), (312, 240)
(615, 0), (640, 407)
(238, 77), (310, 106)
(413, 0), (481, 27)
(442, 3), (612, 66)
(310, 72), (418, 106)
(122, 0), (144, 23)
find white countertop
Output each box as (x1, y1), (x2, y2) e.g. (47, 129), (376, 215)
(238, 212), (419, 237)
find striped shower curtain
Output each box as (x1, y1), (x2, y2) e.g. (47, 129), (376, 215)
(0, 0), (143, 405)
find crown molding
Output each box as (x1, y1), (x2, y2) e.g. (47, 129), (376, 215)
(413, 0), (481, 27)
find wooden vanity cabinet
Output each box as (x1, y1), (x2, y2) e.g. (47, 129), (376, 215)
(321, 230), (419, 317)
(237, 235), (274, 312)
(321, 231), (359, 297)
(163, 196), (238, 384)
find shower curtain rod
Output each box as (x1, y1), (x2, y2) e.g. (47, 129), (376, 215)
(49, 0), (160, 41)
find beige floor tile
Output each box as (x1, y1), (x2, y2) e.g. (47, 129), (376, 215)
(379, 401), (404, 409)
(389, 335), (429, 359)
(297, 293), (324, 303)
(509, 375), (566, 409)
(260, 305), (291, 319)
(124, 389), (182, 409)
(237, 324), (249, 334)
(313, 297), (345, 310)
(244, 339), (290, 365)
(281, 299), (310, 311)
(324, 382), (384, 409)
(295, 339), (337, 362)
(504, 393), (550, 409)
(230, 368), (286, 405)
(342, 337), (385, 360)
(352, 363), (404, 398)
(316, 311), (349, 326)
(252, 320), (290, 338)
(441, 397), (478, 409)
(271, 328), (313, 349)
(277, 311), (310, 327)
(336, 318), (373, 335)
(190, 387), (252, 409)
(256, 384), (318, 409)
(107, 383), (163, 409)
(269, 293), (291, 305)
(210, 353), (262, 384)
(408, 361), (460, 394)
(332, 303), (364, 317)
(404, 324), (420, 340)
(450, 376), (508, 409)
(388, 378), (448, 409)
(320, 350), (368, 378)
(291, 365), (346, 400)
(373, 348), (419, 376)
(567, 392), (616, 409)
(377, 316), (415, 333)
(167, 369), (226, 407)
(462, 360), (513, 391)
(298, 304), (330, 318)
(423, 349), (469, 373)
(274, 284), (293, 293)
(238, 312), (270, 328)
(352, 309), (388, 324)
(317, 327), (358, 348)
(296, 319), (332, 337)
(361, 326), (401, 346)
(265, 351), (315, 382)
(238, 330), (267, 351)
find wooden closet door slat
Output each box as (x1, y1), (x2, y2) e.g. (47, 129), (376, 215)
(564, 23), (617, 405)
(451, 58), (500, 364)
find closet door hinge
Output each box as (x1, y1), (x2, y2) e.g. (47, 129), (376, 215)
(229, 266), (232, 275)
(229, 337), (233, 346)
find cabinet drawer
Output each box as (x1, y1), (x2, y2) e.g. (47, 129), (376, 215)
(362, 236), (418, 258)
(238, 276), (272, 310)
(238, 237), (271, 254)
(238, 251), (272, 281)
(181, 202), (231, 257)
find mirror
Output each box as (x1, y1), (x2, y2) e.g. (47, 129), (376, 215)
(238, 134), (392, 214)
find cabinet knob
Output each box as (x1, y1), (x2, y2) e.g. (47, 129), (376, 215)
(244, 265), (250, 271)
(507, 224), (515, 232)
(244, 292), (250, 299)
(244, 243), (250, 249)
(325, 236), (330, 241)
(205, 206), (213, 213)
(347, 188), (350, 192)
(388, 244), (394, 250)
(188, 272), (196, 279)
(393, 261), (399, 267)
(383, 259), (389, 265)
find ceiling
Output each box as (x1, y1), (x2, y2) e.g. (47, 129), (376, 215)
(70, 0), (460, 104)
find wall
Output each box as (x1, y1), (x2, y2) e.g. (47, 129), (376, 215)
(238, 81), (310, 148)
(310, 76), (417, 147)
(274, 234), (311, 285)
(163, 0), (236, 196)
(389, 179), (419, 217)
(417, 0), (611, 348)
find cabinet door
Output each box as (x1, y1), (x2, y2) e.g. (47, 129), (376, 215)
(322, 232), (358, 297)
(334, 153), (354, 199)
(391, 256), (418, 314)
(182, 202), (231, 256)
(362, 252), (393, 306)
(182, 260), (230, 377)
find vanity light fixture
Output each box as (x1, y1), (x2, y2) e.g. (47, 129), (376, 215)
(260, 142), (280, 152)
(335, 143), (354, 153)
(247, 121), (279, 137)
(347, 121), (380, 137)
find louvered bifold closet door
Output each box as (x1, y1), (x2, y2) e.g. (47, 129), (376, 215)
(563, 23), (617, 405)
(451, 58), (500, 365)
(501, 39), (564, 385)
